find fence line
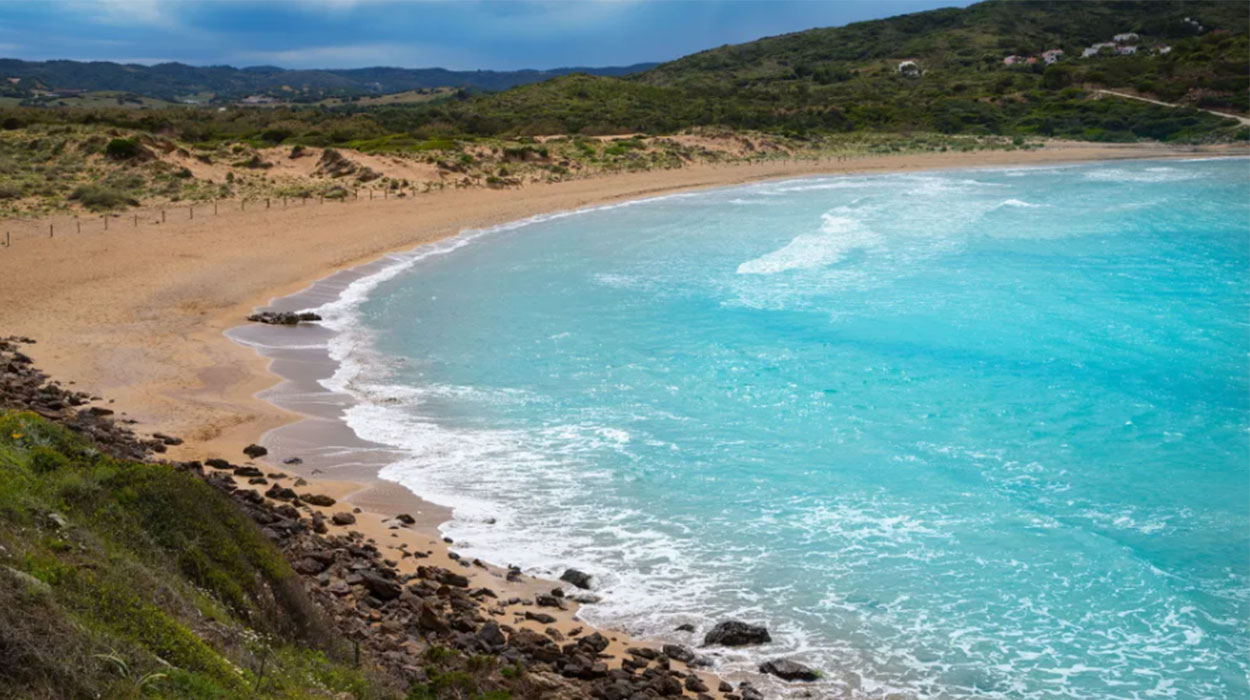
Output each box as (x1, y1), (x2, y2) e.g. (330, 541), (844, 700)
(0, 155), (872, 249)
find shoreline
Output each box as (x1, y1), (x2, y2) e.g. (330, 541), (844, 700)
(2, 141), (1246, 697)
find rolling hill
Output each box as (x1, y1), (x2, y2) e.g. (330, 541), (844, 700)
(416, 0), (1248, 139)
(0, 58), (659, 103)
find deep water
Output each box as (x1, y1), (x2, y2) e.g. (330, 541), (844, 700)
(319, 158), (1250, 699)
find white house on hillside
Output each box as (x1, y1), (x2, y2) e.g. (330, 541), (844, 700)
(897, 61), (921, 78)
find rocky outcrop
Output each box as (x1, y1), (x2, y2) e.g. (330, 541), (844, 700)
(0, 337), (166, 460)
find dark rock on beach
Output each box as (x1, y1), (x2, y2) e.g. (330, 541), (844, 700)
(330, 512), (356, 526)
(759, 658), (820, 682)
(242, 443), (268, 458)
(247, 310), (322, 325)
(560, 568), (593, 589)
(704, 620), (771, 646)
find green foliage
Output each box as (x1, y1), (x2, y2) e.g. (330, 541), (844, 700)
(68, 184), (137, 211)
(105, 137), (142, 160)
(0, 411), (398, 700)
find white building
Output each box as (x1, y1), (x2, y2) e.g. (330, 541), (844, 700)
(1081, 42), (1117, 58)
(897, 61), (921, 78)
(1113, 32), (1140, 43)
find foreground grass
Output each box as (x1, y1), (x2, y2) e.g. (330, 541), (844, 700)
(0, 411), (398, 700)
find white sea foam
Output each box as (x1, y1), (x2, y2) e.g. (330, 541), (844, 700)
(997, 198), (1044, 208)
(737, 212), (882, 275)
(1083, 167), (1202, 183)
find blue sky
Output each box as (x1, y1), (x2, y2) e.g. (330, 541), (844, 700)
(0, 0), (971, 71)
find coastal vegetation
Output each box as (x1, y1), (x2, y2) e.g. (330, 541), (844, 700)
(0, 409), (396, 699)
(0, 0), (1245, 216)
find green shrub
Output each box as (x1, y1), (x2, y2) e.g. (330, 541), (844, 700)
(104, 138), (141, 160)
(67, 185), (137, 211)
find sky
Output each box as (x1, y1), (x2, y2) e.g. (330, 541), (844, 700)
(0, 0), (973, 71)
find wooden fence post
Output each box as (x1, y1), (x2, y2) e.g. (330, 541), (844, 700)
(161, 209), (166, 223)
(102, 218), (106, 232)
(50, 223), (54, 237)
(266, 198), (270, 209)
(133, 214), (138, 227)
(214, 201), (219, 215)
(189, 205), (194, 220)
(76, 219), (81, 233)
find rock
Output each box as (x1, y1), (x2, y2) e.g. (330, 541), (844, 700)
(685, 674), (709, 693)
(265, 485), (297, 501)
(247, 311), (322, 325)
(152, 432), (183, 446)
(45, 512), (69, 530)
(759, 658), (820, 682)
(394, 513), (416, 525)
(294, 557), (329, 575)
(559, 568), (593, 589)
(536, 594), (564, 608)
(233, 465), (263, 477)
(568, 592), (602, 604)
(739, 681), (765, 700)
(478, 621), (507, 651)
(577, 632), (609, 653)
(242, 443), (268, 459)
(418, 566), (469, 588)
(360, 571), (401, 601)
(675, 623), (696, 633)
(704, 620), (771, 647)
(662, 644), (696, 664)
(282, 456), (303, 465)
(205, 458), (231, 469)
(302, 494), (336, 507)
(525, 611), (557, 624)
(331, 512), (356, 526)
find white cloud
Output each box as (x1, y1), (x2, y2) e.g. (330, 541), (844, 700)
(75, 0), (181, 28)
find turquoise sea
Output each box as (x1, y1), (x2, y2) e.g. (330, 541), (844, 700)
(318, 158), (1250, 699)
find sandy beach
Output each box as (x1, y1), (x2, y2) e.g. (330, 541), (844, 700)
(1, 140), (1244, 695)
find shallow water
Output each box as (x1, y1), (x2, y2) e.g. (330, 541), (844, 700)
(316, 159), (1250, 699)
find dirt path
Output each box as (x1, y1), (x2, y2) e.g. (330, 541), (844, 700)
(1094, 89), (1250, 126)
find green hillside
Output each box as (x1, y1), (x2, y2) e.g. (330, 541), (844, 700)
(413, 0), (1246, 140)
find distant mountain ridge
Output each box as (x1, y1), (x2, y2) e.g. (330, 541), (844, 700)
(0, 58), (659, 101)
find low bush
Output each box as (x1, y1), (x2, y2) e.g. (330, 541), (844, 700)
(67, 184), (137, 211)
